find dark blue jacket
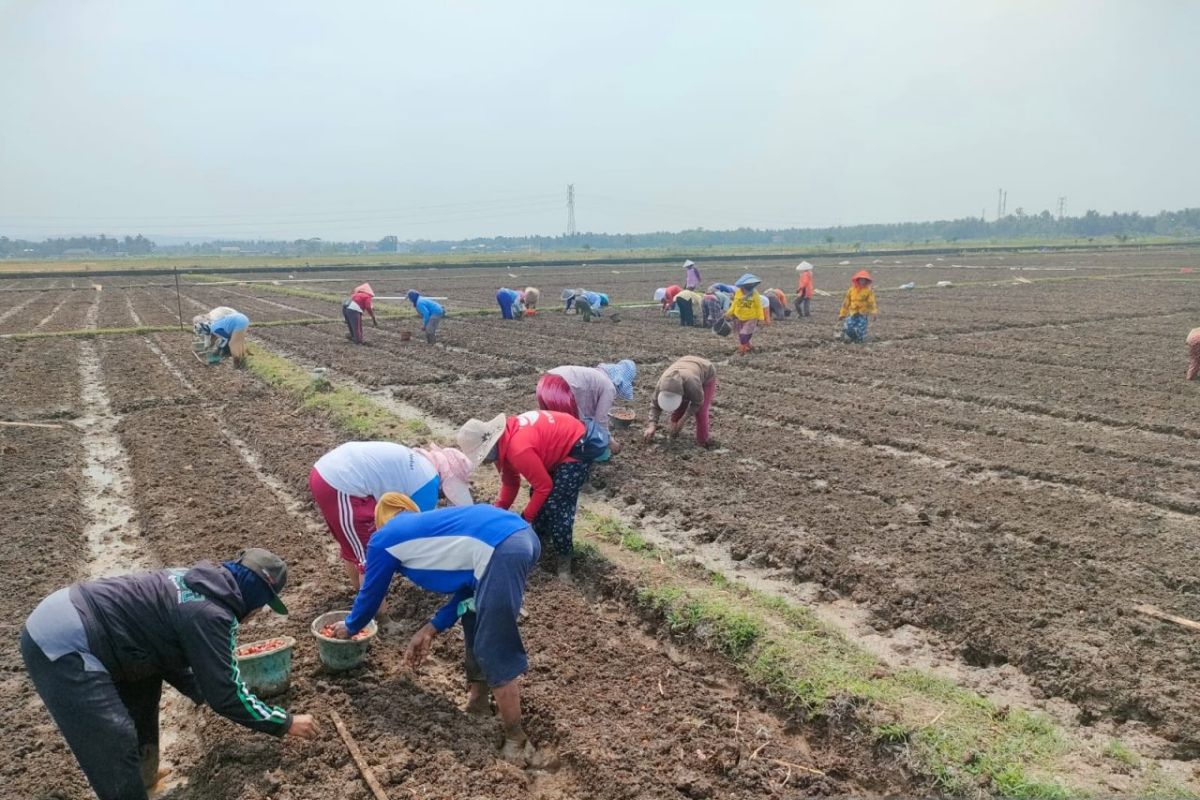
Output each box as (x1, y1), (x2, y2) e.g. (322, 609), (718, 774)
(72, 562), (291, 736)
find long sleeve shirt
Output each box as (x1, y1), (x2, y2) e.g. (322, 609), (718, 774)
(661, 285), (682, 311)
(348, 291), (374, 314)
(494, 411), (585, 522)
(70, 563), (291, 736)
(728, 289), (765, 322)
(345, 505), (530, 633)
(549, 366), (616, 431)
(650, 357), (716, 424)
(313, 442), (438, 507)
(413, 297), (444, 325)
(796, 272), (813, 298)
(839, 286), (877, 317)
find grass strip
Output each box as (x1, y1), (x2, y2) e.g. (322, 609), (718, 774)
(236, 347), (1192, 800)
(577, 511), (1193, 799)
(243, 347), (431, 441)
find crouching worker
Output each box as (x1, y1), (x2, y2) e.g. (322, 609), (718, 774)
(496, 287), (526, 320)
(21, 549), (318, 800)
(457, 410), (608, 581)
(193, 307), (249, 367)
(522, 287), (540, 315)
(330, 501), (541, 766)
(310, 441), (475, 594)
(343, 282), (378, 344)
(1187, 327), (1200, 380)
(644, 356), (717, 447)
(536, 359), (637, 454)
(406, 290), (445, 343)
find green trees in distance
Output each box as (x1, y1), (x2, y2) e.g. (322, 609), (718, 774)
(3, 208), (1199, 258)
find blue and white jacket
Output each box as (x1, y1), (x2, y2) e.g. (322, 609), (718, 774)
(344, 505), (529, 633)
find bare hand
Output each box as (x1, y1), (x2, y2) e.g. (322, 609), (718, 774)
(642, 424), (656, 443)
(287, 714), (320, 739)
(404, 623), (437, 668)
(668, 420), (684, 437)
(329, 621), (352, 640)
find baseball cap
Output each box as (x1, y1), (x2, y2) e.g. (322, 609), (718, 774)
(235, 548), (289, 615)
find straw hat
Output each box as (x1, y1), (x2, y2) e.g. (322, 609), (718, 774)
(796, 261), (813, 272)
(456, 414), (507, 467)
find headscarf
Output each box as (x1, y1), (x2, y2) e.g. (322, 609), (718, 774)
(406, 290), (420, 305)
(354, 283), (375, 297)
(598, 293), (609, 307)
(598, 359), (637, 401)
(222, 561), (273, 619)
(374, 491), (419, 530)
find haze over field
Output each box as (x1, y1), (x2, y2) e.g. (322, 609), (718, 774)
(1, 0), (1197, 241)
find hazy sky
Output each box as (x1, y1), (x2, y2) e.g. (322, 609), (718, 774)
(1, 1), (1197, 241)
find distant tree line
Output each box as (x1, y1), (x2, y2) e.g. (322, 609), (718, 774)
(4, 208), (1198, 258)
(0, 234), (155, 257)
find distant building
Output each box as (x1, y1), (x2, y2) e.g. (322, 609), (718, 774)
(63, 248), (94, 257)
(219, 246), (241, 253)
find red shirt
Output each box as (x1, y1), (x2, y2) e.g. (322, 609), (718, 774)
(494, 411), (585, 522)
(350, 291), (374, 313)
(662, 284), (682, 310)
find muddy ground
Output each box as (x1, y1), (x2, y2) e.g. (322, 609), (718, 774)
(126, 248), (1200, 757)
(1, 274), (916, 797)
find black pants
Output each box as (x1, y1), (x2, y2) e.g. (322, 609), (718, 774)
(675, 297), (695, 326)
(20, 627), (159, 800)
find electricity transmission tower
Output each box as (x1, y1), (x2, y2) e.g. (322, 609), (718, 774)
(1057, 196), (1066, 221)
(566, 184), (576, 236)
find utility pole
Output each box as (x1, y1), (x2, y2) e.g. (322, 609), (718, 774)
(997, 189), (1003, 220)
(1002, 190), (1007, 217)
(566, 184), (576, 237)
(1057, 196), (1066, 222)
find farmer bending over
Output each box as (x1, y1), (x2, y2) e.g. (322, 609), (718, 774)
(496, 287), (526, 320)
(458, 410), (608, 581)
(310, 441), (475, 594)
(644, 356), (718, 447)
(20, 549), (318, 800)
(536, 359), (637, 454)
(330, 501), (542, 767)
(193, 306), (249, 367)
(406, 289), (445, 343)
(343, 282), (378, 344)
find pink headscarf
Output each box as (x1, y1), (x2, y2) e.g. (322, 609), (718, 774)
(415, 444), (473, 506)
(354, 283), (375, 297)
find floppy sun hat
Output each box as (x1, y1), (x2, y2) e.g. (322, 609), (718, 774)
(456, 414), (507, 468)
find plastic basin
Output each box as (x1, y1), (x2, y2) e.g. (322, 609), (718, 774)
(608, 408), (636, 430)
(235, 636), (296, 697)
(311, 610), (378, 671)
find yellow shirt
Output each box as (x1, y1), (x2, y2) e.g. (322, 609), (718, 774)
(729, 289), (766, 322)
(839, 285), (877, 317)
